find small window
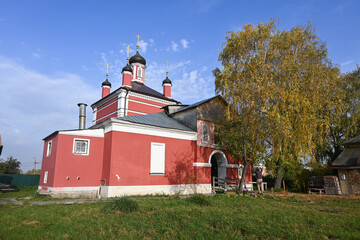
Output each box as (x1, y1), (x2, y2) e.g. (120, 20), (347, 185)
(46, 141), (52, 157)
(138, 67), (142, 78)
(150, 142), (165, 174)
(43, 171), (48, 184)
(73, 139), (90, 155)
(202, 123), (209, 143)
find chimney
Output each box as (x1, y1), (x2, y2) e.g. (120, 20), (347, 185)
(77, 103), (87, 130)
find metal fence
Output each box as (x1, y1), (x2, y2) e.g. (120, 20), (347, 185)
(0, 174), (40, 186)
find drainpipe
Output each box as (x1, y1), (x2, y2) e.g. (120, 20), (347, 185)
(77, 103), (87, 130)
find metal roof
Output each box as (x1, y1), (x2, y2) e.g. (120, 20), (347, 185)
(172, 95), (226, 114)
(91, 82), (179, 107)
(117, 112), (195, 132)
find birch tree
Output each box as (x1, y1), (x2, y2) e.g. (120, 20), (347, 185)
(214, 19), (341, 189)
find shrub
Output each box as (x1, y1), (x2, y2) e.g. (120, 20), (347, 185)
(187, 194), (211, 206)
(102, 196), (139, 213)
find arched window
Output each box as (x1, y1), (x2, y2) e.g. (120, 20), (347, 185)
(202, 123), (209, 143)
(138, 67), (142, 78)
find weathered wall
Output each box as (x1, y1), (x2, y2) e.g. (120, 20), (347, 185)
(172, 108), (197, 130)
(348, 169), (360, 195)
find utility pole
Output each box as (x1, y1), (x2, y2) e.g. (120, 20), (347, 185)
(33, 157), (38, 175)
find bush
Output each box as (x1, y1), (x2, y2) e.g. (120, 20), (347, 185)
(187, 194), (211, 206)
(102, 196), (139, 213)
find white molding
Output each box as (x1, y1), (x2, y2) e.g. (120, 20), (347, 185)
(39, 186), (99, 192)
(128, 98), (163, 108)
(93, 93), (119, 109)
(105, 120), (197, 140)
(96, 98), (118, 112)
(102, 85), (111, 89)
(127, 109), (147, 115)
(130, 92), (176, 105)
(162, 83), (172, 86)
(102, 184), (211, 197)
(59, 129), (104, 138)
(208, 150), (228, 165)
(193, 162), (212, 167)
(95, 110), (118, 122)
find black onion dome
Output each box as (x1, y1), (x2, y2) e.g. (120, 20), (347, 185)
(129, 51), (146, 65)
(162, 77), (172, 85)
(102, 78), (111, 87)
(122, 63), (133, 73)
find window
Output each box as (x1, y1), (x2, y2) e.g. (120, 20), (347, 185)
(43, 171), (48, 184)
(212, 125), (215, 145)
(138, 67), (142, 78)
(150, 142), (165, 174)
(202, 123), (209, 143)
(46, 141), (52, 157)
(73, 139), (90, 155)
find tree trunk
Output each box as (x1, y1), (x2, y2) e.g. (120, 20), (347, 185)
(274, 162), (284, 189)
(237, 161), (249, 194)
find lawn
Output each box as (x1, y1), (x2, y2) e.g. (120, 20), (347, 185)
(0, 189), (359, 240)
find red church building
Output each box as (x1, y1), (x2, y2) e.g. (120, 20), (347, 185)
(38, 41), (251, 198)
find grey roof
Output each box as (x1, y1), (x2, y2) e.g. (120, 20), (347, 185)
(172, 95), (226, 114)
(332, 147), (360, 169)
(345, 135), (360, 145)
(117, 112), (195, 132)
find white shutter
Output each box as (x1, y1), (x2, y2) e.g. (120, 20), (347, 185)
(150, 143), (165, 174)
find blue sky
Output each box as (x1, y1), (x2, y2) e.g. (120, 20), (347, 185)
(0, 0), (359, 172)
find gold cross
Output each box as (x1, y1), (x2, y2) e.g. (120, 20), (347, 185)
(125, 46), (131, 60)
(105, 64), (110, 74)
(136, 35), (141, 50)
(166, 61), (169, 77)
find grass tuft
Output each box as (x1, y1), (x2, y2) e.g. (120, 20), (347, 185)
(101, 196), (139, 213)
(187, 194), (211, 206)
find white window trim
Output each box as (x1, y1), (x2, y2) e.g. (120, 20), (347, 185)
(202, 123), (209, 143)
(43, 171), (48, 184)
(138, 67), (142, 79)
(150, 142), (165, 175)
(46, 141), (52, 157)
(72, 138), (90, 155)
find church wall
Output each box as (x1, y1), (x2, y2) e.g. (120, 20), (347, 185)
(49, 134), (104, 188)
(105, 131), (198, 187)
(128, 95), (168, 108)
(39, 135), (59, 189)
(96, 100), (118, 120)
(127, 100), (163, 115)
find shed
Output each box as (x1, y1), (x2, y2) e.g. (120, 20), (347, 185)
(331, 135), (360, 195)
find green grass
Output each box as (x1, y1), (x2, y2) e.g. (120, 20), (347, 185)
(0, 192), (359, 239)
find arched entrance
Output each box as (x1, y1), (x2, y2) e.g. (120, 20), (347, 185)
(209, 150), (227, 185)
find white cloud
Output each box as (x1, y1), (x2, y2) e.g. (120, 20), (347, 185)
(341, 59), (354, 66)
(180, 39), (189, 49)
(32, 53), (41, 59)
(171, 41), (178, 52)
(0, 55), (98, 171)
(139, 40), (148, 53)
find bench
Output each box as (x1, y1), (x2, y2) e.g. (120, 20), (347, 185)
(308, 187), (324, 195)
